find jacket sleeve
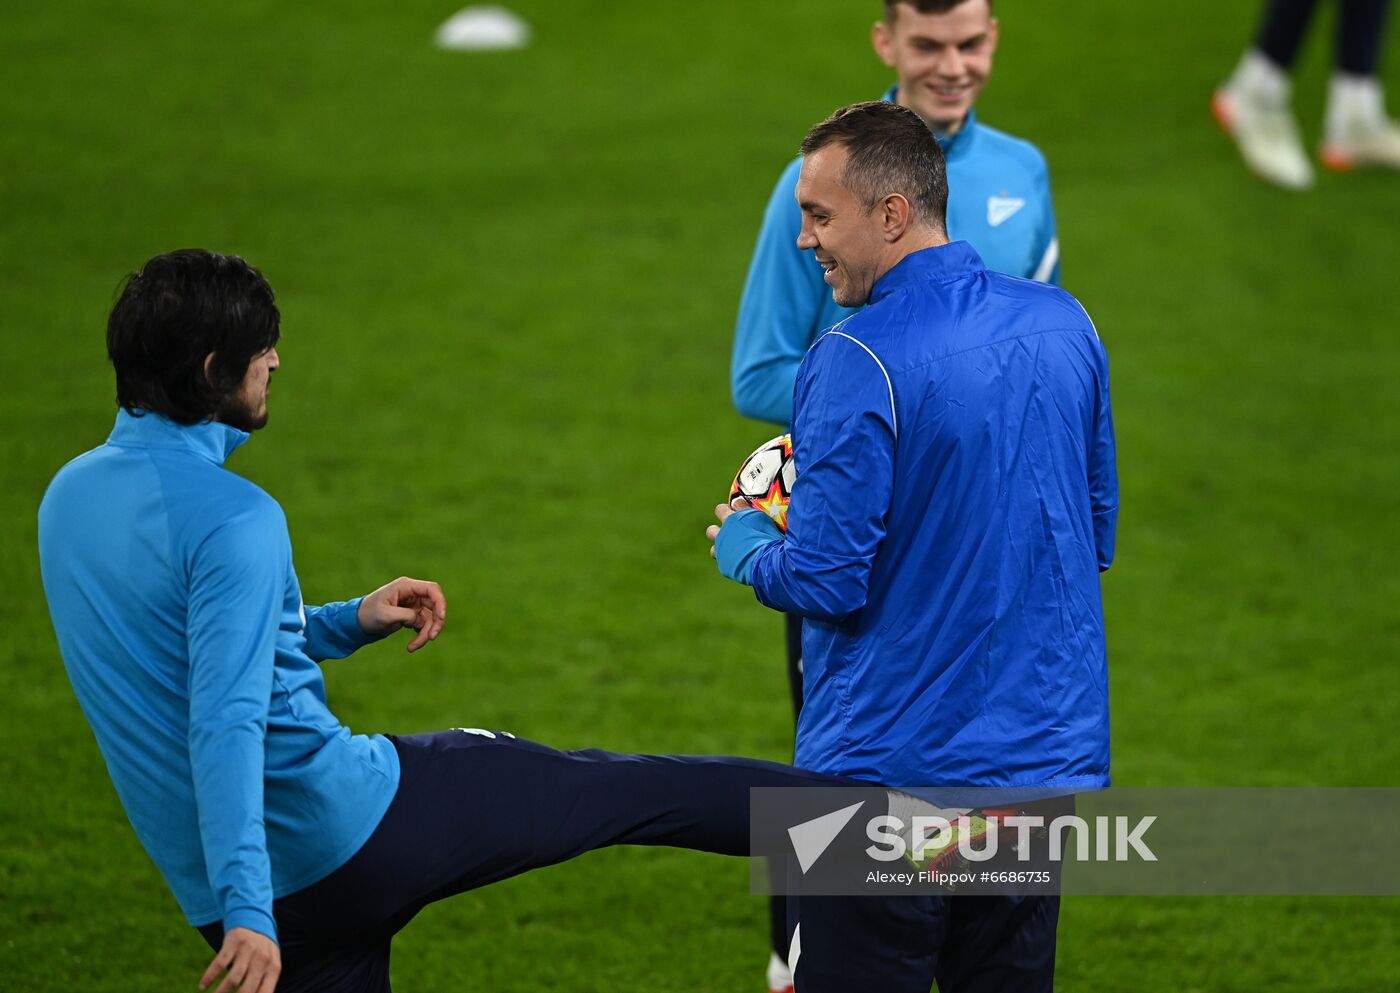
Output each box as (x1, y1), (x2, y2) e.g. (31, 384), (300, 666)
(185, 498), (286, 942)
(1089, 339), (1118, 571)
(1030, 153), (1061, 286)
(749, 331), (897, 621)
(731, 158), (829, 426)
(303, 598), (372, 662)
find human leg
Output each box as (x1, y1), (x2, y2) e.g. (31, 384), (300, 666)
(1255, 0), (1325, 69)
(787, 794), (1070, 993)
(203, 730), (841, 992)
(197, 922), (394, 993)
(296, 730), (839, 918)
(783, 610), (804, 719)
(786, 893), (945, 993)
(767, 611), (806, 992)
(1321, 0), (1400, 167)
(1213, 0), (1322, 188)
(767, 877), (795, 992)
(932, 896), (1061, 993)
(1337, 0), (1389, 74)
(784, 891), (1059, 993)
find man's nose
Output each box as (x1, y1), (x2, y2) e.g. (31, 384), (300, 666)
(936, 49), (965, 77)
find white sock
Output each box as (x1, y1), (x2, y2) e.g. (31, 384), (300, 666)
(1325, 73), (1387, 139)
(1228, 50), (1292, 107)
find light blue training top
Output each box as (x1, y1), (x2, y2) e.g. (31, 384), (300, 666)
(38, 411), (400, 941)
(732, 92), (1060, 427)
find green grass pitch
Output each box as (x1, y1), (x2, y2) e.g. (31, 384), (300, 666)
(2, 1), (1398, 989)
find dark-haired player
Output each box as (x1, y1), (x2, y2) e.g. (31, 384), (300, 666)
(39, 249), (844, 993)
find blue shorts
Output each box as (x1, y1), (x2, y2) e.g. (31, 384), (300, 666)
(198, 730), (841, 993)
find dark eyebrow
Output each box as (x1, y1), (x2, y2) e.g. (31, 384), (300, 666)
(909, 30), (987, 47)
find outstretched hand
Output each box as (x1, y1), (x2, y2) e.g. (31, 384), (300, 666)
(358, 576), (447, 652)
(200, 927), (280, 993)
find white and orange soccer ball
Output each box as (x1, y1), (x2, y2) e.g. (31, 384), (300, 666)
(729, 433), (796, 532)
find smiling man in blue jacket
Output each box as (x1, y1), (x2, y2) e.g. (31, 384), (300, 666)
(732, 9), (1061, 983)
(709, 102), (1116, 993)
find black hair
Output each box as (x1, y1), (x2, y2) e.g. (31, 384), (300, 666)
(107, 249), (280, 424)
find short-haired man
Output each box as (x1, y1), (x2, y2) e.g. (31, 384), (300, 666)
(731, 6), (1062, 985)
(709, 103), (1117, 992)
(39, 249), (846, 993)
(733, 0), (1057, 428)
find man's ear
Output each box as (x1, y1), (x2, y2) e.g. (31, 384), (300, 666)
(203, 353), (217, 385)
(882, 193), (914, 241)
(872, 20), (895, 67)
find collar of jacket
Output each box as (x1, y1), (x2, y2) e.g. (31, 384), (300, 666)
(106, 408), (250, 466)
(870, 240), (986, 305)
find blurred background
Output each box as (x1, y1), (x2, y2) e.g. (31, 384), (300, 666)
(2, 1), (1398, 989)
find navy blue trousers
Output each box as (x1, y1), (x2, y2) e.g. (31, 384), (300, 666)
(198, 730), (841, 993)
(782, 792), (1071, 993)
(788, 891), (1060, 993)
(1257, 0), (1390, 75)
(768, 611), (807, 963)
(784, 795), (1064, 991)
(769, 616), (1061, 992)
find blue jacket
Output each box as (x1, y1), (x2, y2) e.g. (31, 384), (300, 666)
(732, 99), (1059, 426)
(748, 242), (1116, 790)
(38, 411), (400, 940)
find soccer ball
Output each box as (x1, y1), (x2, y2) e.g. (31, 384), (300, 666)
(729, 433), (795, 532)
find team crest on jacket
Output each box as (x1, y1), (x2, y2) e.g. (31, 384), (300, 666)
(987, 195), (1026, 227)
